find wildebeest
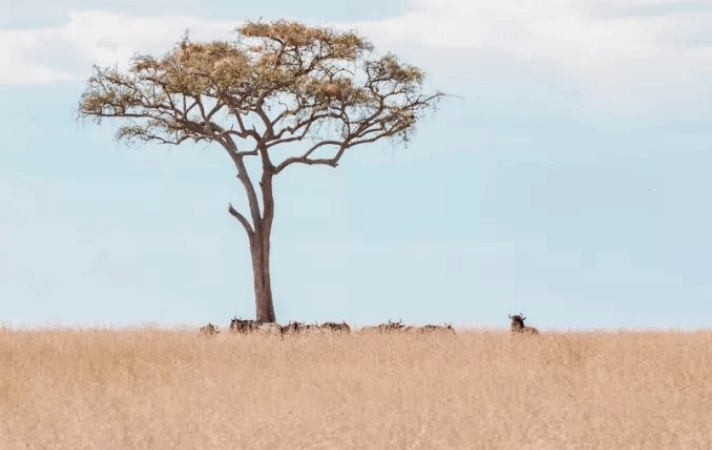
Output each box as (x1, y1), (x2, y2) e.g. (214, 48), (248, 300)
(280, 321), (304, 335)
(229, 317), (260, 334)
(360, 319), (405, 333)
(199, 323), (219, 335)
(280, 321), (320, 335)
(320, 321), (351, 333)
(508, 313), (539, 335)
(419, 323), (456, 334)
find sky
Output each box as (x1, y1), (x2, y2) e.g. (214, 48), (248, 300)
(1, 0), (711, 331)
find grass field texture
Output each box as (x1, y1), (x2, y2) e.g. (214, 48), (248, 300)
(2, 327), (711, 450)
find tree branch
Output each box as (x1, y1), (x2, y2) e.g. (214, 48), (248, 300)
(274, 140), (343, 174)
(213, 131), (264, 226)
(228, 202), (254, 238)
(78, 20), (445, 244)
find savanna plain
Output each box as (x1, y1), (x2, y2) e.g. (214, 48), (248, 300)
(1, 327), (711, 450)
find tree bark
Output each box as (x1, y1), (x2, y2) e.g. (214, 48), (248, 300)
(228, 148), (277, 323)
(250, 167), (276, 323)
(250, 228), (276, 323)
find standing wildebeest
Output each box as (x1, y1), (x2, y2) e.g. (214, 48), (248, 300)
(508, 313), (539, 335)
(230, 317), (260, 334)
(199, 323), (220, 335)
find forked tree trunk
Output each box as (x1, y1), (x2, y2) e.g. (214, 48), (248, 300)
(231, 150), (278, 323)
(251, 167), (277, 323)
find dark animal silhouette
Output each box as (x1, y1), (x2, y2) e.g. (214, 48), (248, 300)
(420, 323), (456, 334)
(280, 321), (320, 335)
(508, 313), (539, 335)
(320, 321), (351, 333)
(361, 319), (405, 333)
(280, 321), (304, 335)
(230, 317), (259, 334)
(199, 323), (219, 335)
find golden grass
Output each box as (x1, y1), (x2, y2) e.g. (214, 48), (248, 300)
(1, 327), (712, 450)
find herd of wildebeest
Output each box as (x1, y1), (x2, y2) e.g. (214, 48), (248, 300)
(198, 313), (539, 336)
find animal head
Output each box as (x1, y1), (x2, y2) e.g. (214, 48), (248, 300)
(382, 319), (404, 331)
(508, 313), (527, 329)
(508, 313), (539, 334)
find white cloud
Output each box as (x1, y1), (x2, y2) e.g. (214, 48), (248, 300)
(321, 0), (712, 115)
(2, 2), (712, 86)
(0, 28), (76, 84)
(332, 0), (712, 80)
(0, 10), (240, 85)
(59, 11), (238, 69)
(0, 2), (710, 115)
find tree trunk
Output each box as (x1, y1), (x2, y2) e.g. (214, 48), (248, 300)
(251, 166), (277, 323)
(229, 147), (277, 323)
(250, 227), (276, 323)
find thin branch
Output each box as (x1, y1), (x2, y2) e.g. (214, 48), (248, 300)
(266, 110), (344, 148)
(228, 202), (254, 237)
(274, 140), (343, 174)
(233, 157), (263, 225)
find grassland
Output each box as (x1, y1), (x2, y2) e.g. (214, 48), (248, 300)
(1, 327), (711, 450)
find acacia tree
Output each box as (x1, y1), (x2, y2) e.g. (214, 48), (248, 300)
(78, 20), (444, 323)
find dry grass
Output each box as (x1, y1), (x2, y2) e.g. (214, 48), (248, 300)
(1, 327), (712, 450)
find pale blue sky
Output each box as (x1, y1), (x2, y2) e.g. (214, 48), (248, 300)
(1, 0), (711, 330)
